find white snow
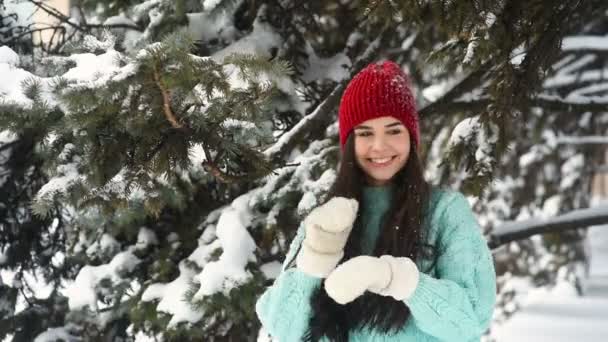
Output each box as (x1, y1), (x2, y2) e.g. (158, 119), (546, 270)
(141, 261), (204, 327)
(0, 44), (136, 109)
(562, 35), (608, 51)
(424, 127), (451, 183)
(263, 107), (317, 157)
(0, 130), (17, 187)
(203, 0), (223, 11)
(141, 192), (258, 326)
(35, 158), (85, 203)
(136, 227), (159, 249)
(103, 15), (136, 27)
(422, 77), (461, 102)
(192, 193), (257, 299)
(484, 12), (497, 27)
(34, 327), (78, 342)
(211, 18), (280, 62)
(263, 33), (383, 158)
(301, 44), (350, 83)
(64, 248), (141, 310)
(0, 46), (20, 66)
(297, 191), (318, 216)
(463, 31), (479, 65)
(495, 213), (608, 341)
(560, 154), (584, 189)
(494, 204), (608, 237)
(541, 195), (561, 218)
(447, 116), (496, 166)
(543, 63), (605, 89)
(86, 233), (120, 257)
(3, 0), (35, 28)
(510, 43), (526, 66)
(222, 118), (257, 130)
(187, 239), (222, 269)
(260, 261), (282, 280)
(188, 143), (208, 171)
(0, 54), (46, 106)
(62, 50), (136, 88)
(449, 116), (480, 145)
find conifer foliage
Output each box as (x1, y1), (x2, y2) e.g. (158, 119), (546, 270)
(1, 0), (608, 340)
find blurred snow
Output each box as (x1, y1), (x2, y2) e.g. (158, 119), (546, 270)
(494, 197), (608, 342)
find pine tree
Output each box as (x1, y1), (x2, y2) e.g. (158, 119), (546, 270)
(1, 0), (608, 341)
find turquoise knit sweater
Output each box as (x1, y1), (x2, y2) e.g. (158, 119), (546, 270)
(256, 186), (497, 341)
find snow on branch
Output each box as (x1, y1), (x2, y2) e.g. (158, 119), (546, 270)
(532, 94), (608, 112)
(441, 93), (608, 115)
(263, 83), (344, 159)
(562, 35), (608, 52)
(264, 29), (387, 162)
(419, 62), (490, 118)
(555, 136), (608, 145)
(488, 204), (608, 249)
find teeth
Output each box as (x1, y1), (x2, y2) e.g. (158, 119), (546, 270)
(371, 157), (392, 164)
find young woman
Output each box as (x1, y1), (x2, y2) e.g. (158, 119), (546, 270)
(256, 61), (497, 341)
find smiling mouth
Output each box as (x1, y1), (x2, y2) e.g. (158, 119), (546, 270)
(368, 156), (397, 165)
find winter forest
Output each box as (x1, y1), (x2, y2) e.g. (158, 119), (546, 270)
(1, 0), (608, 341)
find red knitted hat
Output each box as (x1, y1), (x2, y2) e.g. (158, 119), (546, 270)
(338, 60), (419, 149)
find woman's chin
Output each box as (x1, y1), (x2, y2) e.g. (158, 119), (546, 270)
(366, 173), (395, 186)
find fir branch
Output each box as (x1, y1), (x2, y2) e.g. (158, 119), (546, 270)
(264, 26), (391, 162)
(201, 161), (242, 184)
(152, 64), (183, 129)
(418, 61), (491, 118)
(200, 144), (240, 184)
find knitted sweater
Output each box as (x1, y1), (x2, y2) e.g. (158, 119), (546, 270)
(256, 186), (497, 341)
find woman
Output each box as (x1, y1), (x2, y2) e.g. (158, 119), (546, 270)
(256, 61), (496, 341)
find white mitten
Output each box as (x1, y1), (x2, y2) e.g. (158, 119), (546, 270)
(296, 197), (359, 278)
(324, 255), (419, 304)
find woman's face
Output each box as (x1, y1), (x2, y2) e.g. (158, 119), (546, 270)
(353, 116), (411, 186)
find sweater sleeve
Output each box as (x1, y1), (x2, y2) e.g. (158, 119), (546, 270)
(402, 192), (497, 341)
(255, 223), (322, 341)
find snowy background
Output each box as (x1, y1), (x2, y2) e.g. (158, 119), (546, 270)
(493, 197), (608, 342)
(2, 1), (608, 341)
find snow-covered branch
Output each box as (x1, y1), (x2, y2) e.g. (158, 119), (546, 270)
(418, 62), (490, 118)
(435, 91), (608, 116)
(264, 28), (388, 162)
(556, 136), (608, 145)
(532, 94), (608, 112)
(562, 35), (608, 52)
(488, 205), (608, 249)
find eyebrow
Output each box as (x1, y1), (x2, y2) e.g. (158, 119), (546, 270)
(354, 122), (403, 130)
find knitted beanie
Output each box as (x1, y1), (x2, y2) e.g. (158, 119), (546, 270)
(338, 60), (419, 148)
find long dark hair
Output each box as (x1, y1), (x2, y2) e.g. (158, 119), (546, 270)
(304, 133), (437, 342)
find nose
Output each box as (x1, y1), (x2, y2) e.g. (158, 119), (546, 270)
(370, 135), (388, 152)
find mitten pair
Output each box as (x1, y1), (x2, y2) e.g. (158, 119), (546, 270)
(296, 197), (419, 303)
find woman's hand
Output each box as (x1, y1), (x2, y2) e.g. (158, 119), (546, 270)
(324, 255), (419, 304)
(296, 197), (359, 277)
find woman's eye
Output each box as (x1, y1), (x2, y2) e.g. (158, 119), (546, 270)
(356, 131), (372, 137)
(388, 129), (402, 135)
